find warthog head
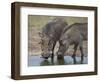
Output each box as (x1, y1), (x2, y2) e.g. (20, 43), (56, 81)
(57, 34), (69, 58)
(39, 33), (54, 59)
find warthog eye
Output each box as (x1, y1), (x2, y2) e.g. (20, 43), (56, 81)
(59, 40), (64, 46)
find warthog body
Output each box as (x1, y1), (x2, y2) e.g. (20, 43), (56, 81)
(39, 18), (68, 59)
(57, 23), (87, 63)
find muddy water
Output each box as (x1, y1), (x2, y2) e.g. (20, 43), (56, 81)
(28, 55), (88, 66)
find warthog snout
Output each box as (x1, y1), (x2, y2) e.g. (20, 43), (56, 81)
(41, 51), (53, 59)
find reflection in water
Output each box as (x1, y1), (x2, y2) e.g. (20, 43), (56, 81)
(57, 58), (65, 65)
(40, 58), (65, 66)
(28, 55), (88, 66)
(40, 60), (52, 66)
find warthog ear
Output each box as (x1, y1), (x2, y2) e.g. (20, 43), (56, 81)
(38, 32), (43, 37)
(62, 40), (67, 45)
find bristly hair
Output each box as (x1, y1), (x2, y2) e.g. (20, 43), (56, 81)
(62, 23), (87, 34)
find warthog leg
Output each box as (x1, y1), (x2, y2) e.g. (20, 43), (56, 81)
(51, 42), (56, 59)
(78, 40), (84, 64)
(72, 44), (78, 64)
(80, 46), (84, 64)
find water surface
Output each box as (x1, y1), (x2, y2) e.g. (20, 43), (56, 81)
(28, 55), (88, 66)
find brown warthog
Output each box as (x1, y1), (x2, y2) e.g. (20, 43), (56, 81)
(57, 23), (87, 63)
(39, 18), (68, 59)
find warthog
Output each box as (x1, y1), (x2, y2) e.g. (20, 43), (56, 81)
(57, 23), (87, 63)
(39, 18), (68, 59)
